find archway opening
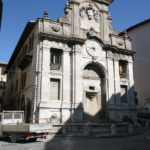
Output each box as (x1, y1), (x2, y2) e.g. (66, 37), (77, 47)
(83, 63), (107, 123)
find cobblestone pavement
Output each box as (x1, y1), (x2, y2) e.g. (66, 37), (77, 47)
(1, 130), (150, 150)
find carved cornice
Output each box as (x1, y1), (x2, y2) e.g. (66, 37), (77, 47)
(103, 44), (136, 55)
(93, 0), (113, 5)
(39, 32), (84, 45)
(69, 0), (113, 5)
(69, 0), (80, 5)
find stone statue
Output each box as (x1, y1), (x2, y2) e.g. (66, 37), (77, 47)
(86, 4), (95, 20)
(80, 4), (99, 22)
(80, 7), (86, 19)
(80, 3), (100, 32)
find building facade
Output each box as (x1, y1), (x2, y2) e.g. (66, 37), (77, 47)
(126, 19), (150, 108)
(5, 0), (136, 123)
(0, 62), (7, 111)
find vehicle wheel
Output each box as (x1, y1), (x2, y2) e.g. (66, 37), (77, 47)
(10, 134), (18, 143)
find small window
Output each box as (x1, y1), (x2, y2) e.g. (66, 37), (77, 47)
(119, 60), (128, 78)
(89, 86), (95, 90)
(121, 85), (128, 103)
(4, 113), (13, 119)
(14, 113), (22, 119)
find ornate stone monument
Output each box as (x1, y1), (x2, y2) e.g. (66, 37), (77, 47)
(5, 0), (137, 126)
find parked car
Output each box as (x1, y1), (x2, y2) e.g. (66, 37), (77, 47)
(137, 106), (150, 126)
(141, 106), (150, 113)
(0, 111), (51, 142)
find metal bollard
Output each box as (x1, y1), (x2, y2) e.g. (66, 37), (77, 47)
(128, 124), (134, 134)
(62, 125), (67, 135)
(111, 124), (117, 136)
(84, 124), (90, 136)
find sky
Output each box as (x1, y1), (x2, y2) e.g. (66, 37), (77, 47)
(0, 0), (150, 62)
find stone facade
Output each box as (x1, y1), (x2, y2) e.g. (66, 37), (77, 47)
(126, 19), (150, 108)
(5, 0), (136, 123)
(0, 62), (7, 110)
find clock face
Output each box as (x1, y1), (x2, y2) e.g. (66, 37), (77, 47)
(86, 40), (102, 57)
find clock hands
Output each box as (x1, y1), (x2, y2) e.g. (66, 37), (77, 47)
(91, 47), (96, 51)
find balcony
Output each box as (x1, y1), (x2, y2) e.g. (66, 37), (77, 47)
(120, 72), (128, 79)
(50, 64), (62, 71)
(18, 53), (32, 70)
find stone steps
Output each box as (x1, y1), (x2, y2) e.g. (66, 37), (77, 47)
(49, 122), (137, 137)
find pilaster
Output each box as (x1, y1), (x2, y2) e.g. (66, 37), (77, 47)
(62, 51), (71, 102)
(102, 11), (110, 43)
(71, 44), (83, 106)
(128, 61), (135, 106)
(107, 58), (115, 104)
(40, 41), (50, 102)
(71, 1), (80, 37)
(114, 59), (121, 105)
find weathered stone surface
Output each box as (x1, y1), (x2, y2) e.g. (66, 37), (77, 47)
(5, 0), (136, 126)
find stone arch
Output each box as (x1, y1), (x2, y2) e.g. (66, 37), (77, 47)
(82, 62), (107, 122)
(82, 61), (107, 78)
